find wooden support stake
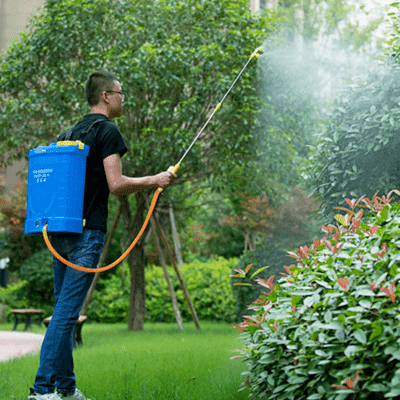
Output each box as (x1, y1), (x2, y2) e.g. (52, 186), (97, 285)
(149, 212), (184, 331)
(169, 201), (183, 266)
(154, 215), (201, 331)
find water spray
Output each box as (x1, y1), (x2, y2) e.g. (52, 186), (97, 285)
(42, 46), (264, 273)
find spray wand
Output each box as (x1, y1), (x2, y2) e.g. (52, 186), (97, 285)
(43, 46), (263, 273)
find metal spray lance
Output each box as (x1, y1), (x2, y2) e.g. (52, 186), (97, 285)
(162, 46), (264, 180)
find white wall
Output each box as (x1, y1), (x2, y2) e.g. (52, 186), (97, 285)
(0, 0), (46, 52)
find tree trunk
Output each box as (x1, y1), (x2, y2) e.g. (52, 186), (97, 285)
(119, 193), (147, 331)
(80, 208), (121, 316)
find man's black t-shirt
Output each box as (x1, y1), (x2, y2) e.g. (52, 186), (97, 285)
(68, 113), (127, 233)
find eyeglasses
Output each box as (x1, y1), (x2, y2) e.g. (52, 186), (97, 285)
(106, 90), (125, 98)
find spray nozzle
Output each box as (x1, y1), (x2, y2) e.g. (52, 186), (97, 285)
(250, 46), (263, 59)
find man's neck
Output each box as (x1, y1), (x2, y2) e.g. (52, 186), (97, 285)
(90, 105), (110, 119)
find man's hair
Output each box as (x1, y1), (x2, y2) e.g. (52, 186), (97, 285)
(85, 71), (119, 107)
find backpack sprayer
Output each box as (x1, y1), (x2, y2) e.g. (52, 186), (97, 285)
(25, 46), (263, 273)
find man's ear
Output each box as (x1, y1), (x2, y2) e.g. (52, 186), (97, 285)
(102, 91), (110, 104)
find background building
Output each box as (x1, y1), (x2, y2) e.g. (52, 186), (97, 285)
(0, 0), (46, 195)
(0, 0), (45, 52)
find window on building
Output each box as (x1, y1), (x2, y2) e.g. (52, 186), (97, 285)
(260, 0), (267, 10)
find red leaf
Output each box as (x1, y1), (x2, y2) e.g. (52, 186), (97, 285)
(244, 264), (252, 275)
(256, 278), (274, 290)
(322, 238), (334, 252)
(345, 198), (355, 208)
(337, 278), (349, 291)
(331, 385), (348, 390)
(369, 225), (379, 234)
(287, 251), (301, 261)
(332, 232), (340, 241)
(345, 379), (354, 389)
(234, 268), (245, 276)
(243, 315), (259, 324)
(337, 242), (345, 254)
(380, 285), (396, 303)
(284, 265), (294, 275)
(313, 238), (321, 248)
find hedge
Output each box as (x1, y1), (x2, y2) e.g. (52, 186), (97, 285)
(89, 257), (239, 323)
(233, 191), (400, 400)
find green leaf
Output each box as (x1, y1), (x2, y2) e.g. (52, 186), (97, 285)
(353, 330), (367, 344)
(250, 266), (269, 279)
(268, 290), (278, 303)
(344, 345), (363, 357)
(367, 383), (387, 392)
(370, 324), (383, 342)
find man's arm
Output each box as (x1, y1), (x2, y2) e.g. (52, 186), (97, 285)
(103, 153), (176, 195)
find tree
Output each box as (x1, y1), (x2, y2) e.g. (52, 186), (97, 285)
(308, 4), (400, 219)
(0, 0), (276, 330)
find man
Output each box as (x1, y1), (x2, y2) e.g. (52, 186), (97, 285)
(28, 71), (176, 400)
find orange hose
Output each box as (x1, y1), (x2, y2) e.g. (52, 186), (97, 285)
(42, 188), (162, 273)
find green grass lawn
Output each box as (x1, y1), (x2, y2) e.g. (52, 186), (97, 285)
(0, 321), (249, 400)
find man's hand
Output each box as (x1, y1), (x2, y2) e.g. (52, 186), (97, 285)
(155, 169), (177, 189)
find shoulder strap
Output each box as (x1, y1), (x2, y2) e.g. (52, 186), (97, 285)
(57, 125), (75, 141)
(56, 117), (107, 142)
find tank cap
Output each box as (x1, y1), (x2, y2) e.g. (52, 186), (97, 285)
(57, 141), (85, 150)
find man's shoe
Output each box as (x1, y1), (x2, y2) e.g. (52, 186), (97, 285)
(58, 389), (91, 400)
(28, 389), (62, 400)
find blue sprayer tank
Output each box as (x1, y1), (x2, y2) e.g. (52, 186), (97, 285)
(24, 141), (90, 236)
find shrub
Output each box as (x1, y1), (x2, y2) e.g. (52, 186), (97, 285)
(89, 257), (238, 323)
(233, 191), (400, 400)
(232, 245), (292, 320)
(308, 62), (400, 219)
(0, 280), (29, 321)
(18, 249), (54, 316)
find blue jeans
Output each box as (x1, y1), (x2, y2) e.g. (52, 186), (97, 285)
(33, 229), (104, 395)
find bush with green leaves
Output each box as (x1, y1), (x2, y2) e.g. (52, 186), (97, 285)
(309, 61), (400, 219)
(233, 191), (400, 400)
(0, 280), (28, 321)
(0, 249), (54, 320)
(89, 257), (238, 323)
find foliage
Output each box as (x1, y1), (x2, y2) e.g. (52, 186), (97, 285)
(0, 184), (45, 272)
(232, 244), (292, 321)
(0, 280), (29, 321)
(221, 186), (320, 252)
(89, 257), (238, 323)
(18, 249), (54, 316)
(0, 280), (28, 301)
(277, 0), (384, 54)
(386, 3), (400, 59)
(0, 0), (279, 329)
(0, 0), (274, 187)
(233, 190), (400, 400)
(309, 61), (400, 220)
